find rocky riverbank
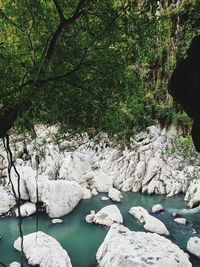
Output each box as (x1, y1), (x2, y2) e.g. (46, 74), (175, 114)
(0, 124), (199, 217)
(0, 124), (200, 266)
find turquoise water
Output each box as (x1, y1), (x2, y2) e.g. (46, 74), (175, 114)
(0, 192), (200, 266)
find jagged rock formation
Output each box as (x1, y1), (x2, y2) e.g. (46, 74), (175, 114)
(41, 180), (83, 218)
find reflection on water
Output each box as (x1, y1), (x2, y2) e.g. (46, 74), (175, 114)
(0, 192), (200, 267)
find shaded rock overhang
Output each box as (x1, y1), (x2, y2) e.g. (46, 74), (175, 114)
(168, 35), (200, 152)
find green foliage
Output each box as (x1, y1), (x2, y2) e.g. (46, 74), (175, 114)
(0, 0), (199, 139)
(162, 134), (200, 181)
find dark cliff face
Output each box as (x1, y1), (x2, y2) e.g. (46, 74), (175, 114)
(168, 35), (200, 152)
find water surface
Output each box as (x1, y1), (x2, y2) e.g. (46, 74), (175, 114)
(0, 192), (200, 266)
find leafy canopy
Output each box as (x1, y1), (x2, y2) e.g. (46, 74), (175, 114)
(0, 0), (199, 138)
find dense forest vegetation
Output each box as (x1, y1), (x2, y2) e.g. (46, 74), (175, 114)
(0, 0), (200, 139)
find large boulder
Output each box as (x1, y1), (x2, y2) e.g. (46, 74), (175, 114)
(41, 180), (83, 218)
(108, 188), (123, 202)
(93, 205), (123, 227)
(129, 206), (169, 235)
(96, 224), (192, 267)
(15, 202), (36, 217)
(187, 236), (200, 258)
(14, 231), (72, 267)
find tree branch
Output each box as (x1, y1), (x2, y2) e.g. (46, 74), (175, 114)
(45, 0), (88, 60)
(52, 0), (65, 22)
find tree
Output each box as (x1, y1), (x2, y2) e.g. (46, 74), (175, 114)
(0, 0), (199, 140)
(0, 0), (132, 136)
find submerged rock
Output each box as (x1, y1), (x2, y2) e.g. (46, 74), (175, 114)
(15, 202), (36, 217)
(41, 180), (83, 218)
(9, 262), (21, 267)
(129, 206), (169, 235)
(93, 205), (123, 227)
(187, 236), (200, 258)
(14, 231), (72, 267)
(96, 224), (191, 267)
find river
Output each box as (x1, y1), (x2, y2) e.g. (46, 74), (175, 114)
(0, 192), (200, 266)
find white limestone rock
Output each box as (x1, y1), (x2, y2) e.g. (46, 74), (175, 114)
(10, 166), (48, 202)
(93, 205), (123, 227)
(40, 144), (63, 179)
(101, 196), (109, 201)
(93, 171), (113, 192)
(96, 224), (191, 267)
(92, 188), (98, 196)
(26, 174), (49, 203)
(58, 153), (91, 183)
(7, 125), (194, 206)
(10, 167), (31, 200)
(132, 161), (146, 192)
(82, 187), (92, 200)
(152, 204), (164, 213)
(187, 236), (200, 258)
(41, 180), (83, 218)
(14, 231), (72, 267)
(108, 188), (123, 202)
(85, 210), (95, 223)
(15, 202), (36, 217)
(184, 183), (200, 208)
(0, 187), (16, 215)
(52, 219), (63, 224)
(174, 217), (187, 225)
(129, 206), (169, 235)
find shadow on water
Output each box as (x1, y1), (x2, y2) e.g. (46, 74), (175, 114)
(0, 192), (200, 267)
